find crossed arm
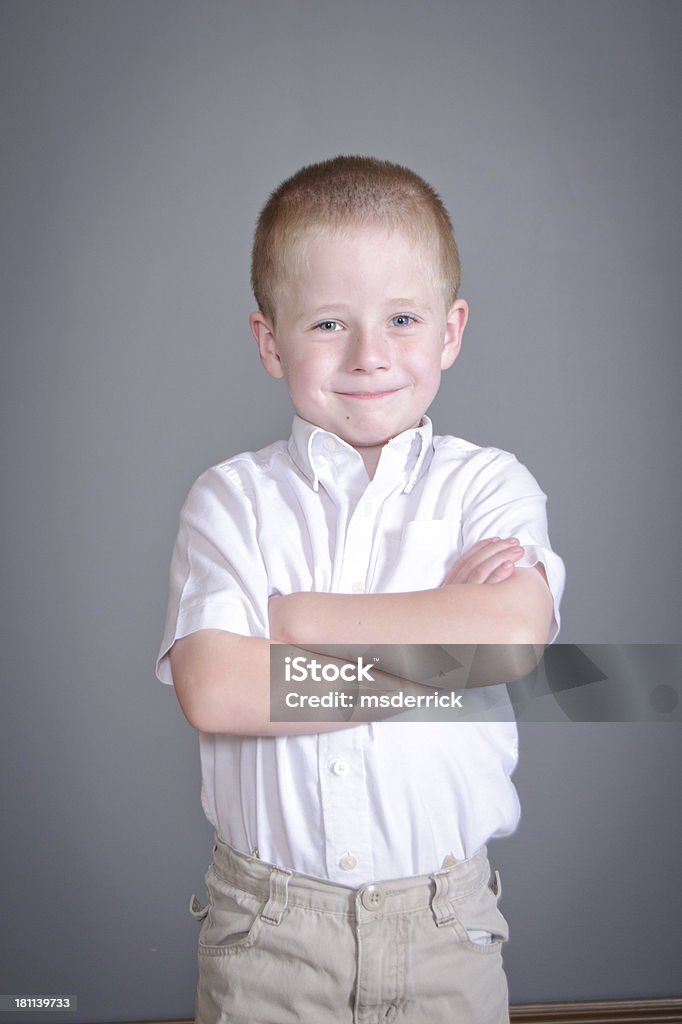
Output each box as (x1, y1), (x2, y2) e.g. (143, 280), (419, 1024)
(169, 537), (554, 736)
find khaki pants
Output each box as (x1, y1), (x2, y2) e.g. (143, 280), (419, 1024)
(189, 833), (510, 1024)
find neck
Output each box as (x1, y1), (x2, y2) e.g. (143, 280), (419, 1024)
(354, 442), (384, 480)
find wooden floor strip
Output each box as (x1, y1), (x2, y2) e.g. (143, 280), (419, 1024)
(510, 998), (682, 1023)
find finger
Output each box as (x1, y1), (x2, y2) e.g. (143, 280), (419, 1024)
(446, 538), (516, 577)
(481, 560), (518, 584)
(444, 538), (522, 584)
(443, 543), (510, 585)
(459, 537), (520, 566)
(453, 544), (524, 585)
(463, 546), (524, 584)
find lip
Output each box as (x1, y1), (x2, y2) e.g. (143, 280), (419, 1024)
(335, 388), (403, 400)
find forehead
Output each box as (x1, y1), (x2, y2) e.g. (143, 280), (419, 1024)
(282, 223), (443, 297)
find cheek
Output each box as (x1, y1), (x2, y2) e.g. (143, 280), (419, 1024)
(410, 355), (442, 392)
(284, 360), (326, 401)
(296, 353), (335, 384)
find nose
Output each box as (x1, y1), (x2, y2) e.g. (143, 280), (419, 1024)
(346, 327), (391, 372)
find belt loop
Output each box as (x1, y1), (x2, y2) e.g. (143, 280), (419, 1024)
(260, 867), (292, 926)
(430, 871), (456, 927)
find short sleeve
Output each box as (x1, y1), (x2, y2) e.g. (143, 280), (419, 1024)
(155, 466), (270, 685)
(460, 451), (566, 642)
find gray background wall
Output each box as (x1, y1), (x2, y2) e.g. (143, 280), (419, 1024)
(2, 1), (680, 1020)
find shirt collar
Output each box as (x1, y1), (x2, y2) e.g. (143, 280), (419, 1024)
(287, 415), (434, 495)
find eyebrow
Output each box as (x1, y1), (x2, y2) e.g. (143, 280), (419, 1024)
(385, 297), (430, 308)
(300, 305), (351, 317)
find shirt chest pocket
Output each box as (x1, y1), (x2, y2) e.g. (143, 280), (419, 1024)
(377, 519), (459, 591)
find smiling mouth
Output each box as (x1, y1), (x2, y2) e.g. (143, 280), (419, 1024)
(336, 388), (403, 400)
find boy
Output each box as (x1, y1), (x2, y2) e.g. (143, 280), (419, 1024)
(156, 156), (565, 1024)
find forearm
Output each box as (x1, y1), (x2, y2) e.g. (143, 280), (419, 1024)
(295, 640), (544, 690)
(271, 575), (550, 647)
(169, 629), (436, 736)
(170, 630), (345, 736)
(270, 571), (553, 687)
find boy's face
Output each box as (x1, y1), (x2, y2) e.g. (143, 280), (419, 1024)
(250, 224), (467, 472)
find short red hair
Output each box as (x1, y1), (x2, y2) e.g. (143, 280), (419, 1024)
(251, 155), (461, 323)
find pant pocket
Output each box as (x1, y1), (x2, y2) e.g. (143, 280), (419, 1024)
(450, 870), (509, 954)
(197, 864), (265, 957)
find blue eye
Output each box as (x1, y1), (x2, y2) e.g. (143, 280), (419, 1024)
(391, 315), (415, 327)
(315, 320), (341, 332)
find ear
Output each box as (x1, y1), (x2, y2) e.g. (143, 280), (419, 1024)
(441, 298), (468, 370)
(250, 311), (285, 380)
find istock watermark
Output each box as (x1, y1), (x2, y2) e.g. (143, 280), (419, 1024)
(284, 655), (376, 684)
(274, 646), (467, 720)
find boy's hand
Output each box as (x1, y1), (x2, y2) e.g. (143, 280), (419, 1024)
(443, 537), (524, 586)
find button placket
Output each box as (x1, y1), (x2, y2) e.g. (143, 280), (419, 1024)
(338, 498), (379, 595)
(318, 731), (373, 882)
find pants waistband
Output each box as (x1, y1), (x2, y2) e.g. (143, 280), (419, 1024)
(208, 833), (493, 926)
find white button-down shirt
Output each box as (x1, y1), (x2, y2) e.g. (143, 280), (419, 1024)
(156, 416), (565, 884)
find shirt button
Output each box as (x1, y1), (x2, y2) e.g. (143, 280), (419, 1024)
(339, 852), (358, 871)
(323, 437), (337, 451)
(351, 581), (366, 593)
(330, 759), (349, 776)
